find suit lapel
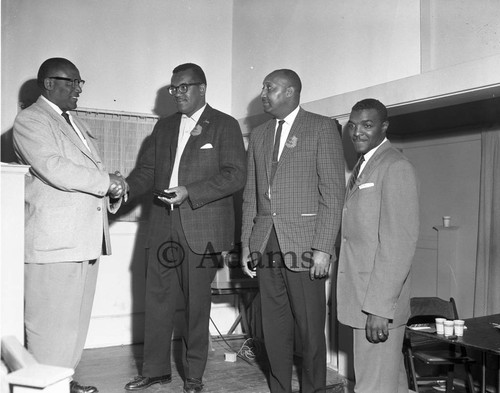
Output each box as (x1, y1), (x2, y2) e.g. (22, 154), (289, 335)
(183, 105), (212, 155)
(277, 108), (305, 167)
(346, 141), (392, 200)
(37, 99), (101, 166)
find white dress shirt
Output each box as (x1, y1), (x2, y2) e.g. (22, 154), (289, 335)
(169, 104), (207, 188)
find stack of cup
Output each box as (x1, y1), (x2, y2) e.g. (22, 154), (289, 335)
(435, 317), (465, 336)
(454, 320), (465, 336)
(435, 318), (445, 334)
(443, 320), (454, 336)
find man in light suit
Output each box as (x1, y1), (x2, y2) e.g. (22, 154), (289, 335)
(13, 57), (126, 393)
(241, 69), (345, 393)
(337, 99), (419, 392)
(124, 63), (246, 393)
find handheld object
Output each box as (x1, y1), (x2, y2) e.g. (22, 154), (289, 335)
(153, 189), (176, 199)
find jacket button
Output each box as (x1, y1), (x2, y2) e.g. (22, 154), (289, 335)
(272, 212), (277, 216)
(97, 207), (101, 211)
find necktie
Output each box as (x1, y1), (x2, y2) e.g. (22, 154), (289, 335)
(347, 155), (364, 191)
(61, 112), (86, 139)
(270, 120), (285, 185)
(61, 112), (74, 129)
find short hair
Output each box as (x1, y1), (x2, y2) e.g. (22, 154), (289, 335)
(351, 98), (388, 122)
(271, 69), (302, 94)
(37, 58), (77, 88)
(172, 63), (207, 85)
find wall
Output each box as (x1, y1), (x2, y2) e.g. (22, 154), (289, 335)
(1, 0), (234, 133)
(231, 0), (421, 131)
(399, 131), (481, 319)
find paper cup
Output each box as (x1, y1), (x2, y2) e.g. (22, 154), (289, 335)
(454, 320), (465, 336)
(435, 318), (446, 334)
(443, 216), (451, 227)
(444, 320), (454, 336)
(224, 352), (237, 362)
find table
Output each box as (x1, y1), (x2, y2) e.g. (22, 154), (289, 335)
(211, 287), (259, 336)
(411, 313), (500, 393)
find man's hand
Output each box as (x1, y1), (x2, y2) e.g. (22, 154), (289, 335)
(309, 250), (331, 280)
(240, 246), (256, 278)
(108, 172), (128, 199)
(365, 313), (389, 343)
(158, 186), (188, 207)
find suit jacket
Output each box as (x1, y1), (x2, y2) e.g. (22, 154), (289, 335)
(241, 108), (345, 271)
(13, 96), (118, 264)
(126, 105), (246, 254)
(337, 141), (419, 329)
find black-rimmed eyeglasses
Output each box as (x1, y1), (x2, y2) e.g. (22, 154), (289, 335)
(48, 77), (85, 88)
(168, 82), (203, 96)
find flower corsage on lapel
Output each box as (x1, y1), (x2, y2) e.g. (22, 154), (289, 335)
(190, 119), (210, 136)
(285, 135), (298, 149)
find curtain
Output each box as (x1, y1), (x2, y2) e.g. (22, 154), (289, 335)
(74, 109), (157, 222)
(474, 126), (500, 316)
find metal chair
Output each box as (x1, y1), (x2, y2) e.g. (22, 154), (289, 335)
(404, 297), (476, 393)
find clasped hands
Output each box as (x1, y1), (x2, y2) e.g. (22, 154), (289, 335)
(108, 171), (129, 200)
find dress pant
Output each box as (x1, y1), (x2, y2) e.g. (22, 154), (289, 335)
(353, 324), (408, 393)
(24, 259), (99, 369)
(141, 207), (218, 379)
(258, 226), (327, 393)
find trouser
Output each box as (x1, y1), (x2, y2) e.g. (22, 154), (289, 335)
(141, 208), (219, 379)
(24, 259), (99, 369)
(353, 324), (408, 393)
(258, 226), (327, 393)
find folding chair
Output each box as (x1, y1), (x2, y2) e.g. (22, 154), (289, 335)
(404, 297), (476, 393)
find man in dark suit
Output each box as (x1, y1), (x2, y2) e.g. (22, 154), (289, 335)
(13, 57), (126, 393)
(337, 99), (419, 392)
(240, 69), (345, 393)
(124, 63), (246, 393)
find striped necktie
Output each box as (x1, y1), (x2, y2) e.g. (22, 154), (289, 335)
(347, 155), (364, 191)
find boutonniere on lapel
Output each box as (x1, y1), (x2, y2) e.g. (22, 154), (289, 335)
(190, 120), (210, 136)
(285, 135), (298, 149)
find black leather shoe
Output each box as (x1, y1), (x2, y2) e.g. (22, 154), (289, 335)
(70, 381), (98, 393)
(183, 378), (203, 393)
(124, 375), (172, 391)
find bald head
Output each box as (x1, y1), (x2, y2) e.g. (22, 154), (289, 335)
(261, 69), (301, 119)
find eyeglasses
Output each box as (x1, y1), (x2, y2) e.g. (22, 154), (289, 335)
(168, 82), (203, 96)
(48, 76), (85, 88)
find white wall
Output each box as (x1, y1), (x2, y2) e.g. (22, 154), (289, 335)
(1, 0), (234, 132)
(231, 0), (421, 126)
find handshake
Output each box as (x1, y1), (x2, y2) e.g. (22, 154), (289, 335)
(108, 171), (129, 201)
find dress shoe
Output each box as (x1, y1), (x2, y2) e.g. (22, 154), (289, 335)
(183, 378), (204, 393)
(70, 381), (98, 393)
(124, 374), (172, 391)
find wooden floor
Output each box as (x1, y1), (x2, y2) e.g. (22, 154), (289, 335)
(73, 337), (472, 393)
(74, 337), (351, 393)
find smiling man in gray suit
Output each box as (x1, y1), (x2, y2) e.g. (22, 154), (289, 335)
(337, 98), (419, 393)
(241, 69), (345, 393)
(13, 57), (126, 393)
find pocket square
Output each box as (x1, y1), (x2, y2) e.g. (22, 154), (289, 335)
(301, 213), (317, 217)
(200, 143), (213, 149)
(359, 182), (374, 189)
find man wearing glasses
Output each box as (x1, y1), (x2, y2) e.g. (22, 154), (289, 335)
(124, 63), (246, 393)
(13, 57), (127, 393)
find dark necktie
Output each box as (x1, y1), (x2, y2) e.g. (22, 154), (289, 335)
(347, 155), (364, 191)
(61, 112), (74, 129)
(270, 120), (285, 185)
(62, 112), (86, 142)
